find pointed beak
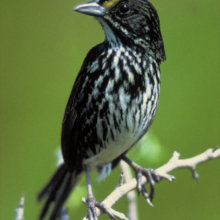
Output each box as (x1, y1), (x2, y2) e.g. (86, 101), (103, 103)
(74, 1), (106, 16)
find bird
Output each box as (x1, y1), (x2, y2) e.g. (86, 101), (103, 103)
(38, 0), (166, 219)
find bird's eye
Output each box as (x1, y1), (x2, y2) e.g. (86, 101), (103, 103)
(118, 2), (130, 14)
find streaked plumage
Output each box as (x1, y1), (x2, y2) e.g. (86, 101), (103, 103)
(38, 0), (166, 219)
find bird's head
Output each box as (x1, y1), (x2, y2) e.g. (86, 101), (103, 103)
(74, 0), (166, 61)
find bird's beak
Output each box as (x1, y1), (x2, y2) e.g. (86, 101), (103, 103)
(74, 0), (106, 16)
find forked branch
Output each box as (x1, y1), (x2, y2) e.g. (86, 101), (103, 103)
(83, 147), (220, 220)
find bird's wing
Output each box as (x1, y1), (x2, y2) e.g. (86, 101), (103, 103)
(61, 43), (106, 171)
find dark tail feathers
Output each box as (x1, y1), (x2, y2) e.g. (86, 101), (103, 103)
(38, 164), (81, 220)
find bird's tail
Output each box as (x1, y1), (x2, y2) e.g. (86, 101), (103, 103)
(37, 164), (82, 220)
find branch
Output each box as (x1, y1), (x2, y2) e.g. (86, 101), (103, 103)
(120, 161), (138, 220)
(15, 195), (25, 220)
(156, 147), (220, 180)
(83, 147), (220, 220)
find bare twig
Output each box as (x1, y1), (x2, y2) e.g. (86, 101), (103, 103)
(156, 147), (220, 180)
(83, 147), (220, 220)
(120, 160), (138, 220)
(15, 195), (25, 220)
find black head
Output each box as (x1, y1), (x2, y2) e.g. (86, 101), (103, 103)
(74, 0), (166, 61)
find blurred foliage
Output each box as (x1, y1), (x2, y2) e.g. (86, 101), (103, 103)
(0, 0), (220, 219)
(128, 132), (164, 165)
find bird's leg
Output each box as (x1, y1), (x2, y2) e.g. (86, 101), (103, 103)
(85, 165), (115, 220)
(85, 165), (98, 220)
(121, 155), (160, 203)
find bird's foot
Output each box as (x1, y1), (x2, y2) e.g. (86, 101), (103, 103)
(135, 167), (160, 204)
(86, 195), (98, 220)
(85, 196), (115, 220)
(122, 156), (160, 205)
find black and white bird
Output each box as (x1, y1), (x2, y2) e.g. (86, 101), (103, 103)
(38, 0), (166, 219)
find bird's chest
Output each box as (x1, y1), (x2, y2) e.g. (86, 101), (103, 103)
(84, 50), (160, 168)
(103, 50), (160, 139)
(85, 82), (159, 168)
(106, 69), (160, 146)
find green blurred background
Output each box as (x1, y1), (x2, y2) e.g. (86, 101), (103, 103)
(0, 0), (220, 219)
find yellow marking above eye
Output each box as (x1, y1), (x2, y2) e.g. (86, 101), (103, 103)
(102, 0), (121, 9)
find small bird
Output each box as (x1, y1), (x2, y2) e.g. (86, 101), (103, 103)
(38, 0), (166, 219)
